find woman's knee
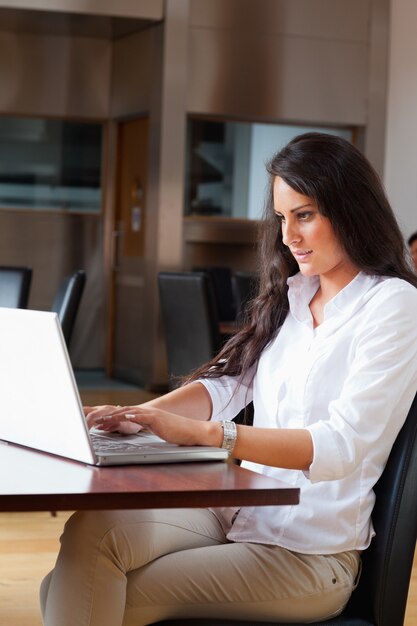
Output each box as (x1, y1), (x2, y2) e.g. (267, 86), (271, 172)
(59, 510), (134, 558)
(62, 509), (111, 540)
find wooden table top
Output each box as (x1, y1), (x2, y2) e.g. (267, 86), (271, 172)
(0, 440), (300, 512)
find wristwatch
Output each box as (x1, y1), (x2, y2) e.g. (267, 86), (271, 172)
(220, 420), (237, 455)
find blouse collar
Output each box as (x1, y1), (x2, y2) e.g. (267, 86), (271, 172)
(287, 271), (381, 325)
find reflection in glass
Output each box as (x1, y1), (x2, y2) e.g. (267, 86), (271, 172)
(0, 117), (102, 213)
(185, 119), (354, 220)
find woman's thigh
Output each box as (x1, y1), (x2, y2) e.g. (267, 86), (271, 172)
(41, 508), (229, 626)
(123, 544), (360, 626)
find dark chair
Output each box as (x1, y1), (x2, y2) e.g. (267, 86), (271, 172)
(158, 271), (223, 388)
(193, 266), (237, 322)
(0, 265), (32, 308)
(233, 271), (258, 320)
(153, 390), (417, 626)
(51, 270), (86, 348)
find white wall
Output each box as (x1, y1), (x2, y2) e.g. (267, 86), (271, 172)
(384, 0), (417, 239)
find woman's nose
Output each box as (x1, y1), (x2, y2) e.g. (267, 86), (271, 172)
(282, 220), (300, 246)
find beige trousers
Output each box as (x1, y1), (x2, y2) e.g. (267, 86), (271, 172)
(40, 508), (360, 626)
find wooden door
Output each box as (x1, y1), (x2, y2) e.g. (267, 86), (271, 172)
(109, 117), (149, 383)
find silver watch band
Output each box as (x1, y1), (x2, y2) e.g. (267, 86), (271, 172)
(220, 420), (237, 455)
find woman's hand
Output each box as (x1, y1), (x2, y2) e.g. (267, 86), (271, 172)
(93, 405), (223, 447)
(84, 405), (144, 434)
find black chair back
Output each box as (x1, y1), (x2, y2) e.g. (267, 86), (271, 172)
(51, 270), (86, 348)
(233, 271), (258, 320)
(345, 390), (417, 626)
(0, 265), (32, 308)
(193, 266), (237, 322)
(153, 391), (417, 626)
(158, 271), (223, 387)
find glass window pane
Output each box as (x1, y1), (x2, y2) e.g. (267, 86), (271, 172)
(0, 117), (102, 213)
(185, 119), (354, 220)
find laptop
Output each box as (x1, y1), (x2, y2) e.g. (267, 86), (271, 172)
(0, 307), (228, 466)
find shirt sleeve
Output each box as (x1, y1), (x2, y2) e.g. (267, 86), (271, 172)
(197, 368), (255, 421)
(306, 283), (417, 482)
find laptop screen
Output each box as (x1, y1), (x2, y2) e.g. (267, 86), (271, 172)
(0, 307), (96, 464)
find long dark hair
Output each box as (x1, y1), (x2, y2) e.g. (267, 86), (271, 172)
(188, 132), (417, 385)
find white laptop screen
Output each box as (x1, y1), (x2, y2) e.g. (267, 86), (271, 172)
(0, 307), (96, 464)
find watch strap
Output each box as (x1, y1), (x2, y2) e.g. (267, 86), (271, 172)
(220, 420), (237, 455)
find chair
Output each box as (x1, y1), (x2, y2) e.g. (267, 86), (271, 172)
(0, 265), (32, 308)
(193, 266), (237, 322)
(158, 271), (223, 387)
(233, 271), (258, 320)
(153, 390), (417, 626)
(51, 270), (86, 348)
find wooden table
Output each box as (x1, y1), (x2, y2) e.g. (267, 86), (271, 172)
(0, 440), (300, 512)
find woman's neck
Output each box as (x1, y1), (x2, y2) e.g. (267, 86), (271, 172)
(309, 268), (360, 327)
(319, 265), (360, 304)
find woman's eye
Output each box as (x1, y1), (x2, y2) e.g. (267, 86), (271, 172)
(274, 213), (284, 223)
(297, 212), (312, 221)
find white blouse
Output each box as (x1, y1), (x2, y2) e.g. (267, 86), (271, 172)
(200, 272), (417, 554)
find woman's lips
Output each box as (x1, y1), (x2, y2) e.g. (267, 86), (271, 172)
(292, 249), (312, 261)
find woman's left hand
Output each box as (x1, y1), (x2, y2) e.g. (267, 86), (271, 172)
(94, 405), (222, 447)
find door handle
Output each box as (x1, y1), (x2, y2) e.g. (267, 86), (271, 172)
(111, 229), (123, 271)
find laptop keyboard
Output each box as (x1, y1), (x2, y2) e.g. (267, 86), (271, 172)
(90, 431), (163, 454)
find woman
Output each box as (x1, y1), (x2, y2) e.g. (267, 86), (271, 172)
(40, 133), (417, 625)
